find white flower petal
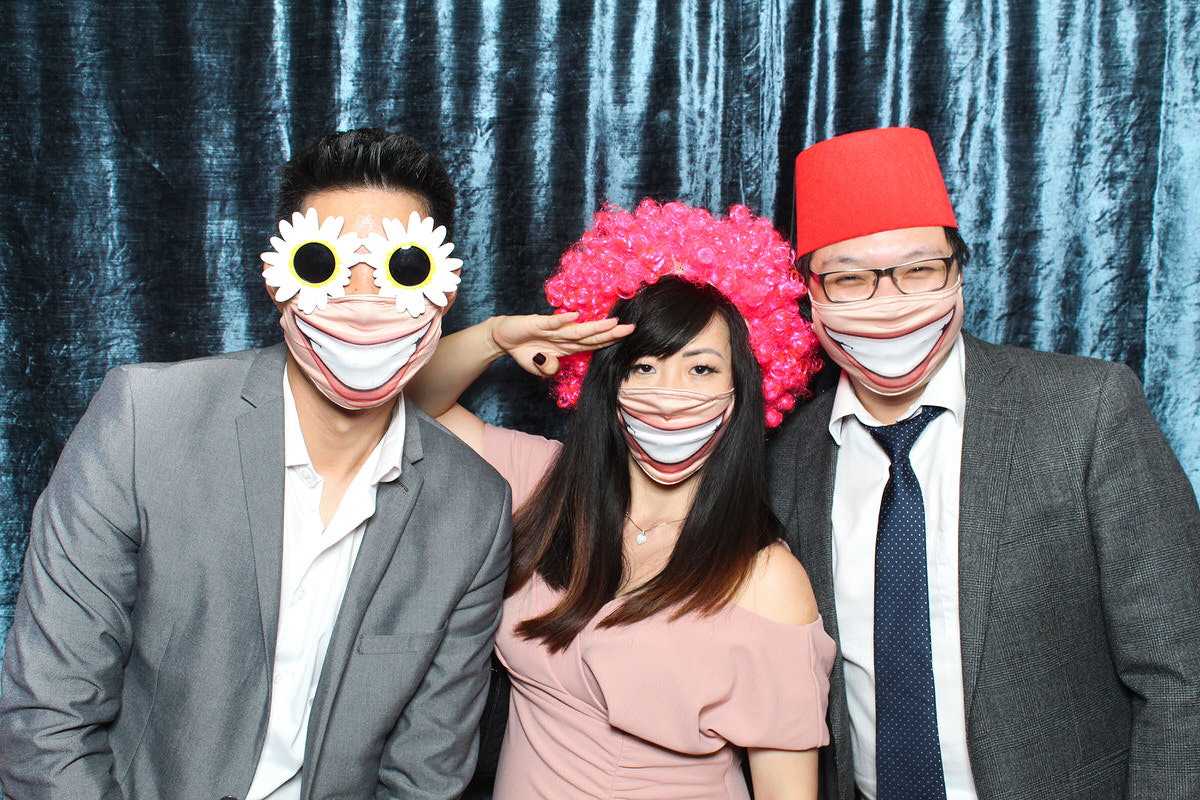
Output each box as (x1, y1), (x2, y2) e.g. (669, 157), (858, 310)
(294, 287), (321, 314)
(382, 217), (407, 241)
(263, 264), (294, 288)
(317, 215), (345, 240)
(357, 252), (385, 270)
(273, 283), (299, 302)
(432, 270), (460, 292)
(399, 290), (426, 318)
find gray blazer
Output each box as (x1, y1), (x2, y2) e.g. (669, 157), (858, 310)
(767, 334), (1200, 800)
(0, 344), (513, 800)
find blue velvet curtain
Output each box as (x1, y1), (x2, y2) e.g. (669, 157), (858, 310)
(2, 0), (1197, 660)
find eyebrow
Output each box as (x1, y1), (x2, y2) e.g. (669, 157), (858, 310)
(820, 247), (947, 268)
(681, 347), (728, 359)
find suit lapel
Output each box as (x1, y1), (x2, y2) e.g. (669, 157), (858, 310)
(958, 334), (1018, 716)
(303, 399), (427, 777)
(235, 344), (288, 675)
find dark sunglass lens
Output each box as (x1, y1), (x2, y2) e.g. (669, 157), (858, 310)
(389, 247), (433, 287)
(293, 242), (337, 284)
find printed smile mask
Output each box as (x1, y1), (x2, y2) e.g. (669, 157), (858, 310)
(617, 387), (735, 485)
(809, 278), (963, 397)
(262, 208), (462, 409)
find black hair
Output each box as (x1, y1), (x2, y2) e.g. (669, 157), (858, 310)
(510, 277), (781, 651)
(276, 128), (456, 236)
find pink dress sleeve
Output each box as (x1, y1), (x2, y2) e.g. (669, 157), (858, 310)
(588, 609), (836, 754)
(481, 423), (562, 511)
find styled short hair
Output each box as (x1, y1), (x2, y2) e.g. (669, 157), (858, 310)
(276, 128), (456, 236)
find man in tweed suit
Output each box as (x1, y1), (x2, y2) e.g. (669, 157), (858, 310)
(0, 129), (512, 799)
(768, 127), (1200, 800)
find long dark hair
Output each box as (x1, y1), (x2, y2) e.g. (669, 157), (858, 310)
(509, 277), (783, 652)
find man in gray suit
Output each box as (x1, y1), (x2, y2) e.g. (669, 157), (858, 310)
(0, 129), (512, 799)
(768, 127), (1200, 800)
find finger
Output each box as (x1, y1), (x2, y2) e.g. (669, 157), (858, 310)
(536, 353), (562, 376)
(564, 322), (636, 348)
(540, 311), (582, 330)
(572, 316), (621, 333)
(547, 317), (627, 343)
(545, 314), (619, 333)
(588, 321), (636, 341)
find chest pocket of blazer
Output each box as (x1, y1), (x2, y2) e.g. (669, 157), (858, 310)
(356, 628), (445, 655)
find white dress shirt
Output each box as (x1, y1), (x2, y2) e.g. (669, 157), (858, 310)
(246, 371), (406, 800)
(828, 335), (978, 800)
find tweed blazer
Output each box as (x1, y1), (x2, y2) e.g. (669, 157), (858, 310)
(0, 343), (513, 800)
(767, 334), (1200, 800)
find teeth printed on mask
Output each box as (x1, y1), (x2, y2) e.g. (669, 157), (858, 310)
(824, 308), (954, 378)
(620, 410), (725, 464)
(296, 316), (432, 391)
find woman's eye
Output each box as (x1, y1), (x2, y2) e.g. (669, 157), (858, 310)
(631, 363), (654, 375)
(690, 364), (716, 375)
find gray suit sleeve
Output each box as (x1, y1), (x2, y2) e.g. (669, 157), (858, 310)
(1088, 364), (1200, 798)
(374, 489), (513, 800)
(0, 369), (139, 799)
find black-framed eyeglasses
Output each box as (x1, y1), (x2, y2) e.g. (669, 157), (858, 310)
(812, 256), (955, 303)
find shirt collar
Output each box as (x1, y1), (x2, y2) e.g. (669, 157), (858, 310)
(282, 367), (406, 485)
(828, 333), (966, 444)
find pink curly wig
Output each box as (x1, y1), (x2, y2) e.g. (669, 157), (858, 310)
(545, 199), (822, 427)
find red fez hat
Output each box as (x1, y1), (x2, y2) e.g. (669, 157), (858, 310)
(793, 127), (957, 256)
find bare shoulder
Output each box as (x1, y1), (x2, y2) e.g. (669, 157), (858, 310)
(432, 404), (486, 456)
(733, 541), (819, 625)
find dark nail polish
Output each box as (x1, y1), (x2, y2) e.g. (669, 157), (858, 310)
(532, 353), (547, 366)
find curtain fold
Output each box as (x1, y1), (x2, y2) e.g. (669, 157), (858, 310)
(2, 0), (1197, 654)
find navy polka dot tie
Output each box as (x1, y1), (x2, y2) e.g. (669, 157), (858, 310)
(867, 406), (947, 800)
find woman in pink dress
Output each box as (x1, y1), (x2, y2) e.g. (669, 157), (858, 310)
(411, 200), (834, 799)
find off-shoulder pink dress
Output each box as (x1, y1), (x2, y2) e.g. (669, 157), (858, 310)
(482, 425), (836, 800)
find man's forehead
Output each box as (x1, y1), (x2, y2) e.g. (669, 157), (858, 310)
(296, 186), (431, 219)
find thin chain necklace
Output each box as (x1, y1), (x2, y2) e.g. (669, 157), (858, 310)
(624, 512), (687, 545)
